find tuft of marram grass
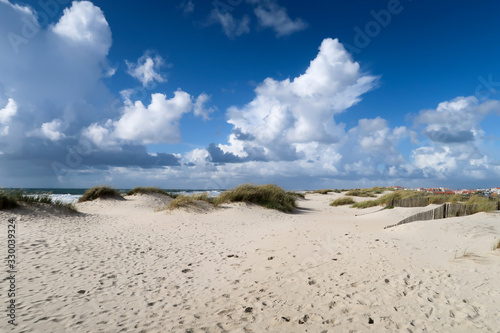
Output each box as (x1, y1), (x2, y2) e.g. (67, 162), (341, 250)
(345, 189), (377, 198)
(0, 189), (77, 212)
(313, 189), (334, 195)
(215, 184), (297, 212)
(167, 192), (214, 210)
(0, 191), (19, 209)
(127, 186), (171, 197)
(493, 239), (500, 251)
(330, 197), (355, 206)
(78, 186), (121, 203)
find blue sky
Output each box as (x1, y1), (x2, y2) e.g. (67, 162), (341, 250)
(1, 0), (500, 189)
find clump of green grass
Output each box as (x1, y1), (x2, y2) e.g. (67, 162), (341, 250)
(332, 189), (341, 193)
(330, 197), (355, 206)
(351, 200), (380, 209)
(465, 195), (498, 213)
(78, 186), (122, 203)
(0, 190), (77, 212)
(215, 184), (297, 212)
(313, 189), (334, 195)
(167, 192), (214, 210)
(127, 186), (171, 196)
(345, 189), (376, 198)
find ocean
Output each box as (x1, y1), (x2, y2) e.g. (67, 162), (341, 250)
(3, 188), (224, 204)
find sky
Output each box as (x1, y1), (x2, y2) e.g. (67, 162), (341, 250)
(1, 0), (500, 190)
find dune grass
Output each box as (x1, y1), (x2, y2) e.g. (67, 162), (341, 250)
(344, 189), (377, 198)
(78, 186), (122, 203)
(330, 197), (355, 206)
(493, 240), (500, 251)
(351, 190), (424, 208)
(215, 184), (297, 212)
(351, 200), (380, 209)
(350, 190), (499, 213)
(127, 186), (171, 197)
(0, 189), (77, 212)
(313, 189), (334, 195)
(167, 192), (214, 210)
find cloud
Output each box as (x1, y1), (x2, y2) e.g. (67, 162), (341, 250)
(221, 38), (377, 162)
(251, 0), (307, 36)
(113, 90), (193, 144)
(0, 1), (193, 186)
(0, 98), (17, 136)
(194, 93), (216, 120)
(126, 51), (167, 87)
(52, 1), (111, 56)
(206, 143), (244, 163)
(414, 96), (500, 144)
(409, 96), (500, 180)
(34, 119), (67, 141)
(209, 9), (250, 38)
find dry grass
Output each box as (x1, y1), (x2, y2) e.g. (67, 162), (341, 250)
(493, 239), (500, 251)
(78, 186), (122, 203)
(0, 189), (77, 212)
(312, 189), (334, 195)
(215, 184), (297, 212)
(127, 186), (171, 197)
(167, 192), (214, 210)
(352, 190), (426, 209)
(351, 200), (380, 209)
(345, 189), (377, 198)
(330, 197), (355, 206)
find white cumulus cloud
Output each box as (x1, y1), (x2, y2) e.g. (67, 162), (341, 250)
(126, 51), (167, 87)
(218, 38), (377, 162)
(113, 90), (193, 144)
(52, 1), (112, 56)
(0, 98), (17, 136)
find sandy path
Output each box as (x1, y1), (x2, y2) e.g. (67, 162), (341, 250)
(1, 193), (499, 332)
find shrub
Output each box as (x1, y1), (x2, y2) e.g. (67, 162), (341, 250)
(215, 184), (297, 212)
(330, 197), (355, 206)
(78, 186), (121, 203)
(127, 186), (171, 196)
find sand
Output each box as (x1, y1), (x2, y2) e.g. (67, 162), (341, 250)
(1, 192), (499, 332)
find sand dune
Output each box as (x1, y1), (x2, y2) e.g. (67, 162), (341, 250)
(1, 193), (499, 332)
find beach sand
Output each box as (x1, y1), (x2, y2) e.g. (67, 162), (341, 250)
(1, 192), (499, 332)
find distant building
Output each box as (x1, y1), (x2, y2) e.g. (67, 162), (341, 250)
(388, 186), (404, 190)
